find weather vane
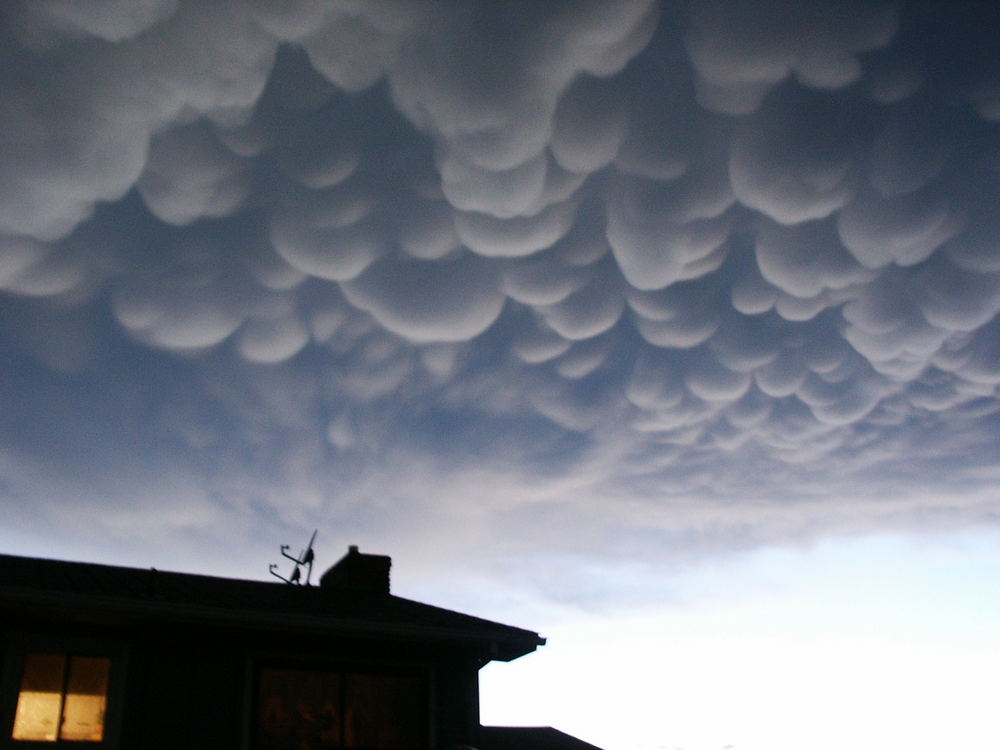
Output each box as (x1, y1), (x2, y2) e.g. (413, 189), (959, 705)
(269, 529), (317, 585)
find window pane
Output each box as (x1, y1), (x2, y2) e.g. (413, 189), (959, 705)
(12, 653), (66, 742)
(344, 673), (425, 749)
(60, 656), (111, 741)
(256, 668), (341, 750)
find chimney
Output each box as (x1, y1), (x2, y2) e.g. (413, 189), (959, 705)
(319, 545), (391, 595)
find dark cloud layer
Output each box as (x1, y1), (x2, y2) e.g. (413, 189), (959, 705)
(3, 0), (1000, 581)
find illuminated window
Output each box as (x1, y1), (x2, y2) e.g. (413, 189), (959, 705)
(11, 653), (111, 743)
(254, 666), (427, 750)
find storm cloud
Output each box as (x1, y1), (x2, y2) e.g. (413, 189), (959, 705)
(3, 0), (1000, 581)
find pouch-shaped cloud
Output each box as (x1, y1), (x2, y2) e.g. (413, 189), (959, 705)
(387, 1), (656, 172)
(755, 354), (808, 398)
(685, 0), (898, 114)
(113, 282), (244, 350)
(683, 350), (752, 402)
(864, 53), (923, 104)
(512, 321), (573, 365)
(539, 275), (625, 341)
(755, 219), (875, 297)
(842, 274), (952, 378)
(4, 0), (1000, 582)
(275, 110), (361, 190)
(729, 94), (856, 224)
(237, 308), (310, 364)
(616, 159), (735, 226)
(396, 199), (461, 261)
(270, 218), (386, 282)
(867, 112), (951, 197)
(243, 240), (307, 291)
(268, 180), (386, 282)
(0, 239), (91, 298)
(707, 313), (782, 372)
(341, 254), (504, 343)
(625, 351), (686, 411)
(501, 255), (593, 307)
(943, 205), (1000, 274)
(551, 75), (629, 173)
(797, 365), (888, 426)
(629, 281), (722, 349)
(607, 177), (731, 290)
(614, 85), (696, 182)
(555, 335), (613, 379)
(437, 151), (551, 218)
(527, 374), (621, 432)
(951, 318), (1000, 386)
(133, 1), (278, 121)
(914, 256), (1000, 332)
(1, 0), (277, 241)
(636, 311), (721, 350)
(137, 122), (253, 225)
(12, 0), (178, 45)
(0, 72), (149, 241)
(838, 187), (965, 268)
(298, 4), (422, 92)
(0, 238), (51, 290)
(456, 200), (578, 258)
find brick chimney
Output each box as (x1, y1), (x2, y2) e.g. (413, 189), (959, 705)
(319, 545), (391, 595)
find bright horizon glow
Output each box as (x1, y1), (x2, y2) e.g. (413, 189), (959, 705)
(478, 529), (1000, 750)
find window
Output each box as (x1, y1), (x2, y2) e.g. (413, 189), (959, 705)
(10, 653), (111, 744)
(254, 666), (427, 750)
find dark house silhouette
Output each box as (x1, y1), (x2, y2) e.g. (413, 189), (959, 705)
(0, 547), (603, 750)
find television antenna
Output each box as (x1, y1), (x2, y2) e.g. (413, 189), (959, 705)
(269, 529), (317, 585)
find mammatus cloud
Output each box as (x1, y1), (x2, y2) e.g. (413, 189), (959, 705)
(3, 0), (1000, 580)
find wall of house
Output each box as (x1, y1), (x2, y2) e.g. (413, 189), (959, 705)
(2, 607), (487, 750)
(125, 626), (244, 749)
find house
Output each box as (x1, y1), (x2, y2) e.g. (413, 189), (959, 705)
(0, 547), (603, 750)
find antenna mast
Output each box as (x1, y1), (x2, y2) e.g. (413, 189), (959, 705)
(269, 529), (317, 585)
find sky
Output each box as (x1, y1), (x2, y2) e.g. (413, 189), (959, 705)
(2, 1), (1000, 748)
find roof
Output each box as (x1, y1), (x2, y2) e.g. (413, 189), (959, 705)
(0, 553), (544, 662)
(480, 726), (606, 750)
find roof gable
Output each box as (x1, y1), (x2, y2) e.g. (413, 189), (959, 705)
(0, 552), (544, 662)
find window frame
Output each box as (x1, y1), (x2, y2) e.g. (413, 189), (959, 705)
(244, 652), (434, 750)
(1, 634), (127, 750)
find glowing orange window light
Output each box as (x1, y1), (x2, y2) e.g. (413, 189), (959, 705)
(11, 653), (110, 743)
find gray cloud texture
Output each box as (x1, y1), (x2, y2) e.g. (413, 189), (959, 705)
(2, 0), (1000, 583)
